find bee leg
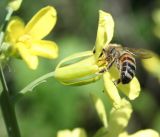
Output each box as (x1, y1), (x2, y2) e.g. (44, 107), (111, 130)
(99, 59), (115, 73)
(106, 58), (116, 70)
(113, 79), (121, 86)
(99, 62), (112, 73)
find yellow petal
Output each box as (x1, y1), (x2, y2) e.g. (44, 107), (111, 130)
(57, 130), (72, 137)
(142, 55), (160, 80)
(108, 66), (141, 100)
(57, 128), (87, 137)
(55, 56), (99, 82)
(153, 26), (160, 39)
(30, 40), (58, 58)
(91, 94), (108, 127)
(56, 51), (93, 69)
(119, 132), (129, 137)
(152, 9), (160, 25)
(118, 77), (141, 100)
(16, 42), (38, 69)
(129, 129), (159, 137)
(103, 72), (121, 106)
(6, 18), (25, 44)
(93, 127), (108, 137)
(60, 75), (101, 86)
(72, 128), (87, 137)
(25, 6), (57, 39)
(108, 99), (132, 137)
(95, 10), (114, 59)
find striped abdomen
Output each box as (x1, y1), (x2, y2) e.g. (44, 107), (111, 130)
(119, 53), (136, 84)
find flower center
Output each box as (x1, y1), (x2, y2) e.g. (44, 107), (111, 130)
(17, 34), (32, 48)
(18, 34), (31, 42)
(97, 55), (108, 67)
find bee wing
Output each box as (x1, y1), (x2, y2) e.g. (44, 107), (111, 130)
(123, 47), (153, 59)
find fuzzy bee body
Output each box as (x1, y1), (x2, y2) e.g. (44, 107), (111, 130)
(119, 53), (136, 84)
(98, 44), (152, 85)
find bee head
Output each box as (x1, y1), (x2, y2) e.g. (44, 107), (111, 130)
(107, 46), (116, 56)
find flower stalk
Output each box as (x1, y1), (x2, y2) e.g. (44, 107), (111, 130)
(13, 71), (55, 103)
(0, 65), (21, 137)
(0, 1), (22, 137)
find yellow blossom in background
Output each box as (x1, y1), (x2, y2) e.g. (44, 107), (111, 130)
(92, 95), (159, 137)
(142, 53), (160, 81)
(5, 6), (58, 69)
(56, 95), (160, 137)
(108, 99), (132, 137)
(91, 94), (108, 128)
(57, 128), (87, 137)
(55, 10), (140, 106)
(152, 9), (160, 39)
(119, 130), (159, 137)
(150, 9), (160, 82)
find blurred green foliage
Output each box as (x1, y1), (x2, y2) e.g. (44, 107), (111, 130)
(0, 0), (160, 137)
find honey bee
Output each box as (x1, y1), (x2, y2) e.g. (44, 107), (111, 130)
(97, 44), (153, 85)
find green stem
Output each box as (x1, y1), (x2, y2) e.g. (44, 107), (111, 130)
(12, 71), (55, 103)
(0, 6), (20, 137)
(0, 65), (21, 137)
(0, 70), (54, 137)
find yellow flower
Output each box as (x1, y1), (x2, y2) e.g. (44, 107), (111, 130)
(142, 53), (160, 82)
(55, 10), (140, 106)
(57, 128), (87, 137)
(95, 11), (140, 105)
(119, 130), (159, 137)
(92, 95), (159, 137)
(5, 6), (58, 69)
(152, 9), (160, 39)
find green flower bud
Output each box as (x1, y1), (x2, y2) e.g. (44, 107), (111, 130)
(8, 0), (22, 11)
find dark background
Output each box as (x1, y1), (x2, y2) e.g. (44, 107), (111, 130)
(0, 0), (160, 137)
